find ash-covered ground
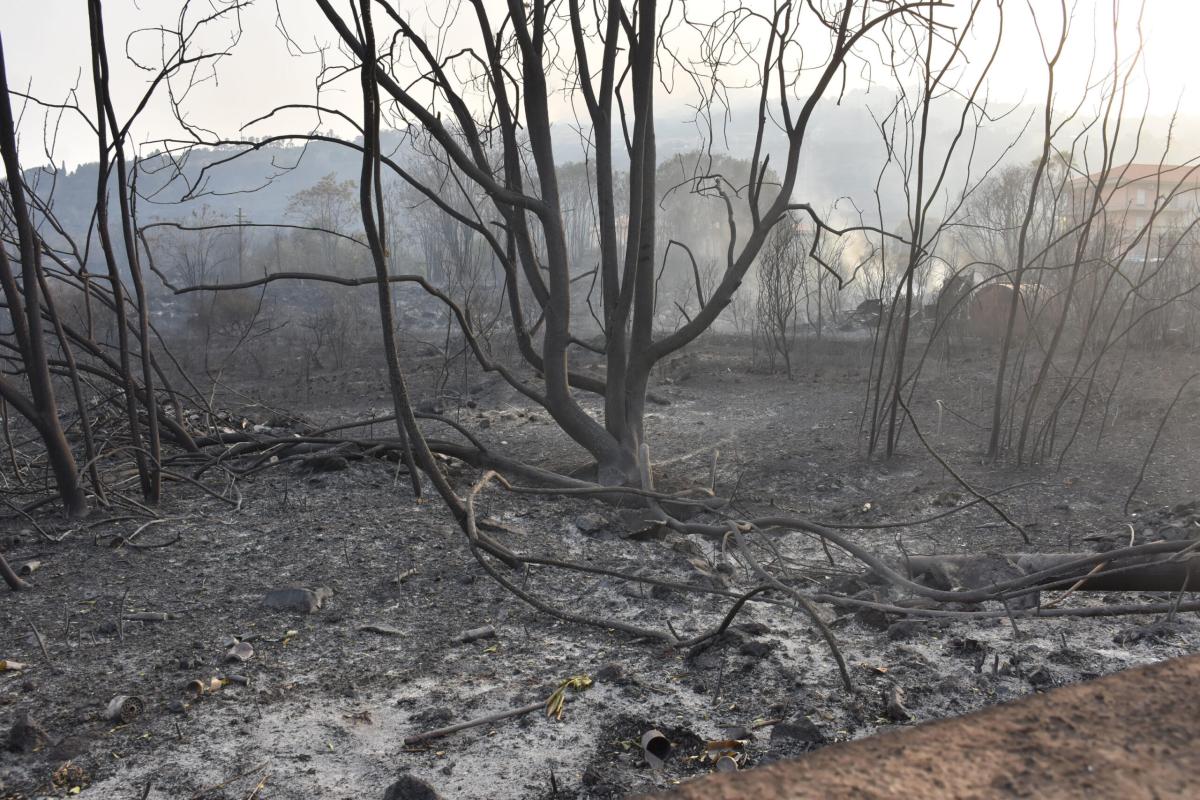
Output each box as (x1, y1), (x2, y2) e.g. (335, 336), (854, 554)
(3, 339), (1199, 799)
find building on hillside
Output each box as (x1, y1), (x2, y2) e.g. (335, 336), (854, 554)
(1071, 163), (1200, 345)
(1074, 163), (1200, 252)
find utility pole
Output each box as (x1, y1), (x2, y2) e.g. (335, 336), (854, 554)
(236, 207), (245, 281)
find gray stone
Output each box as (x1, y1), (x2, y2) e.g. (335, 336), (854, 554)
(887, 620), (925, 641)
(768, 715), (826, 754)
(383, 774), (441, 800)
(5, 710), (47, 753)
(595, 662), (627, 685)
(739, 639), (776, 658)
(299, 454), (349, 472)
(574, 513), (608, 534)
(263, 586), (333, 614)
(932, 490), (962, 507)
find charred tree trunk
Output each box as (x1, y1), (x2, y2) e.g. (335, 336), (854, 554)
(302, 1), (935, 490)
(356, 0), (422, 501)
(87, 0), (157, 503)
(0, 35), (87, 518)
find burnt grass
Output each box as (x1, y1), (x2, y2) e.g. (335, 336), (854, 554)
(2, 336), (1200, 799)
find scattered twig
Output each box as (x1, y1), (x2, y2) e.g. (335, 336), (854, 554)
(454, 625), (496, 644)
(118, 588), (130, 642)
(729, 526), (853, 694)
(1043, 561), (1108, 609)
(1124, 372), (1199, 514)
(1168, 566), (1191, 624)
(0, 552), (31, 591)
(123, 611), (180, 622)
(185, 761), (270, 800)
(896, 394), (1030, 544)
(0, 494), (55, 541)
(28, 620), (53, 667)
(403, 700), (545, 745)
(999, 595), (1023, 640)
(814, 480), (1042, 530)
(244, 772), (269, 800)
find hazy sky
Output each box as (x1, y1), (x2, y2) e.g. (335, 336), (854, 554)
(3, 1), (1197, 170)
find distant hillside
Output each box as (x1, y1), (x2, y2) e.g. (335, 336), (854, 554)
(32, 136), (378, 235)
(28, 88), (1181, 269)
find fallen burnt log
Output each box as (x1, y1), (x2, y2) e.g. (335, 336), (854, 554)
(902, 549), (1200, 596)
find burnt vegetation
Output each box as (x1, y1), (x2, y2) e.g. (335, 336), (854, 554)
(2, 1), (1200, 797)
